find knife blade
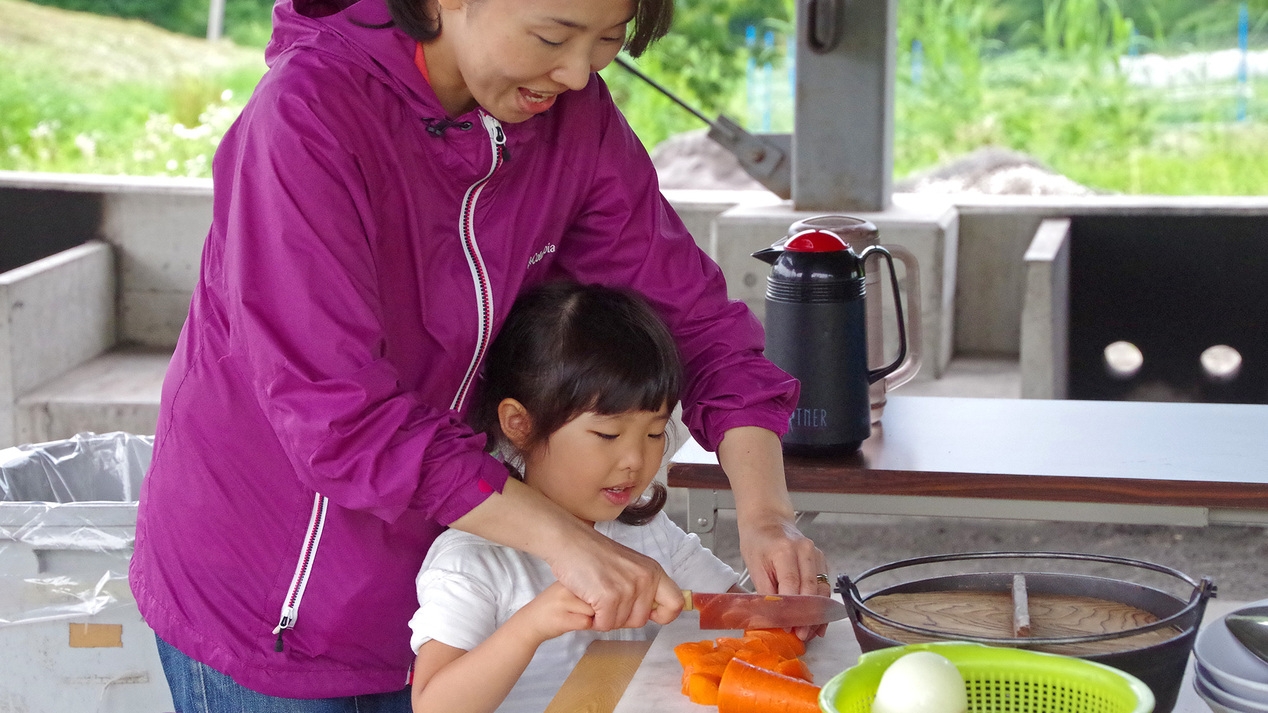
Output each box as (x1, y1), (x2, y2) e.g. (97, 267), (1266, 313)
(682, 590), (848, 630)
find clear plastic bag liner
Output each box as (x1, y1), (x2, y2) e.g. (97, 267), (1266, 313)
(0, 432), (152, 627)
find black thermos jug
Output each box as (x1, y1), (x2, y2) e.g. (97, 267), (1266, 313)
(753, 226), (908, 456)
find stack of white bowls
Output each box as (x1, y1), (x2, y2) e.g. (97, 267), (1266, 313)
(1194, 598), (1268, 712)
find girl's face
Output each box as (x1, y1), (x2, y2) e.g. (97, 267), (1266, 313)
(521, 408), (670, 525)
(430, 0), (634, 122)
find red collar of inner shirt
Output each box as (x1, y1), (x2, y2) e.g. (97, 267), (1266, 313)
(413, 42), (429, 84)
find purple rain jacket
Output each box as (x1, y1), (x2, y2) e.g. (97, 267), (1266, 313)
(129, 0), (798, 699)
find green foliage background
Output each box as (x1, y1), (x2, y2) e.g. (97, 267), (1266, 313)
(7, 0), (1268, 193)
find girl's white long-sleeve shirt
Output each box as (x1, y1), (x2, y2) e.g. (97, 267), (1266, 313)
(409, 511), (739, 713)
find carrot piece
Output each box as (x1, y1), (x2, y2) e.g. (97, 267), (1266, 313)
(734, 637), (773, 659)
(685, 671), (723, 705)
(775, 657), (814, 683)
(744, 628), (806, 658)
(717, 657), (821, 713)
(714, 636), (746, 653)
(732, 646), (785, 671)
(674, 640), (716, 667)
(690, 650), (735, 679)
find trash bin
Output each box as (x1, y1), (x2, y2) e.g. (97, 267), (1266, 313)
(0, 432), (174, 713)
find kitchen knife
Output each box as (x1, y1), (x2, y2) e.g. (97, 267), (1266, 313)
(682, 590), (848, 630)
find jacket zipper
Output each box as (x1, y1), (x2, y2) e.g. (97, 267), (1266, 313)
(272, 493), (328, 652)
(269, 114), (506, 655)
(449, 111), (506, 412)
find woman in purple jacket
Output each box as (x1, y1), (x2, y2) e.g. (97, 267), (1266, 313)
(130, 0), (826, 709)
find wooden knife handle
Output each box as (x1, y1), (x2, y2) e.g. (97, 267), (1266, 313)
(682, 589), (695, 612)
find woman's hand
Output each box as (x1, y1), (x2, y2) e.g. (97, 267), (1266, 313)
(735, 507), (830, 640)
(450, 477), (684, 632)
(545, 520), (685, 631)
(716, 426), (830, 640)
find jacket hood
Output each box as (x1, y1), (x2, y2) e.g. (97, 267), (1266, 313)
(264, 0), (546, 147)
(267, 0), (435, 116)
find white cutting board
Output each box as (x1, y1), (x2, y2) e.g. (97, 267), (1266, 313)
(611, 611), (863, 713)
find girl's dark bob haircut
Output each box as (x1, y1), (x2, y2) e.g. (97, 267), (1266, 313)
(384, 0), (673, 58)
(470, 280), (681, 525)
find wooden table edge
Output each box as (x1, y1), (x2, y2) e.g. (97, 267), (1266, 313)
(668, 461), (1268, 511)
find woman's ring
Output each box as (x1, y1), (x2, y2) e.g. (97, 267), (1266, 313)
(815, 573), (830, 585)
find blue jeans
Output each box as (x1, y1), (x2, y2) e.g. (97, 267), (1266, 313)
(156, 635), (411, 713)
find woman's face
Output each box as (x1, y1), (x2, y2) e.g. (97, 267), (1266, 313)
(432, 0), (634, 122)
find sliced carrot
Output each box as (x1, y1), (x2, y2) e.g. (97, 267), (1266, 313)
(684, 671), (722, 706)
(775, 657), (813, 682)
(732, 646), (785, 671)
(717, 657), (821, 713)
(674, 640), (717, 667)
(714, 636), (746, 653)
(689, 650), (735, 679)
(744, 628), (806, 658)
(734, 637), (772, 658)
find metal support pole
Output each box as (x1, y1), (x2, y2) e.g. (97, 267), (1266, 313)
(207, 0), (225, 42)
(793, 0), (896, 211)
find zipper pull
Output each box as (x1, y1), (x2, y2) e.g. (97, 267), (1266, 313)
(480, 112), (508, 161)
(272, 611), (294, 653)
(481, 113), (506, 146)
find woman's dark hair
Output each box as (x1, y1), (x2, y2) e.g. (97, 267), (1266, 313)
(471, 281), (680, 525)
(384, 0), (673, 58)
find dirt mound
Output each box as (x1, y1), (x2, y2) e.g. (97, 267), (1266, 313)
(651, 131), (1096, 196)
(650, 129), (769, 192)
(895, 146), (1097, 196)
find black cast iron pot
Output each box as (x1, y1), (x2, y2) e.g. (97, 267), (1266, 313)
(836, 551), (1216, 713)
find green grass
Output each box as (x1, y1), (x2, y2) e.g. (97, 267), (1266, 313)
(0, 0), (264, 176)
(874, 0), (1268, 195)
(2, 0), (1266, 195)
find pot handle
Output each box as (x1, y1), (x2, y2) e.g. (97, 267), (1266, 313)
(834, 573), (865, 626)
(878, 244), (923, 391)
(859, 245), (908, 384)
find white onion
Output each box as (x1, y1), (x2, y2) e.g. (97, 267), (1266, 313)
(871, 651), (969, 713)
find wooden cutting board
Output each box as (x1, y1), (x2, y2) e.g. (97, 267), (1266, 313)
(610, 610), (862, 713)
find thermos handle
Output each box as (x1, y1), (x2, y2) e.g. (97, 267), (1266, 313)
(878, 244), (923, 391)
(857, 245), (909, 384)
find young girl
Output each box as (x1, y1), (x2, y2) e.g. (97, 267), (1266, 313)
(407, 281), (742, 713)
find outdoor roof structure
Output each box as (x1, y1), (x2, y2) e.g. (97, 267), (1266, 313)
(792, 0), (896, 212)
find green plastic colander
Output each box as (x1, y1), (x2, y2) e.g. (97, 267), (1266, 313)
(820, 642), (1155, 713)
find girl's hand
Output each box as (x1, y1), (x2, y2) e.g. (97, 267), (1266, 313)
(512, 582), (596, 643)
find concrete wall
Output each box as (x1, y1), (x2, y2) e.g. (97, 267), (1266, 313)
(0, 172), (210, 348)
(0, 242), (115, 444)
(6, 171), (1268, 418)
(950, 195), (1268, 357)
